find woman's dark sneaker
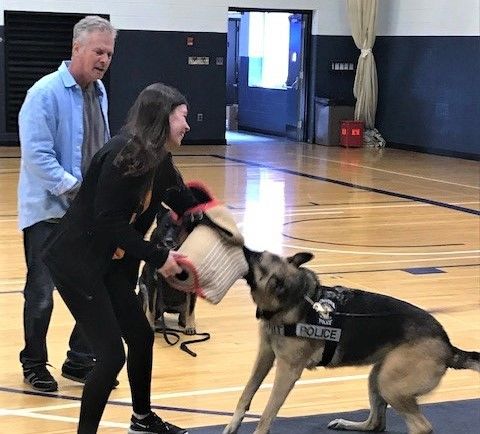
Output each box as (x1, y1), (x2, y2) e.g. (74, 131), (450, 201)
(128, 412), (188, 434)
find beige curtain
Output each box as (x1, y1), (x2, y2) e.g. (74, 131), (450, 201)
(347, 0), (379, 132)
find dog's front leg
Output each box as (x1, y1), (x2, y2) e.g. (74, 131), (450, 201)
(183, 293), (196, 335)
(223, 342), (275, 434)
(252, 357), (304, 434)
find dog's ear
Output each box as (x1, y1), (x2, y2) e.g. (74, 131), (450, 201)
(287, 252), (314, 267)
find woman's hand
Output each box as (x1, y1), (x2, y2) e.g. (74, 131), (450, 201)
(157, 250), (186, 278)
(112, 247), (125, 260)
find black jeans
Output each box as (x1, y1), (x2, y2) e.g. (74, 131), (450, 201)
(20, 221), (94, 370)
(52, 259), (154, 434)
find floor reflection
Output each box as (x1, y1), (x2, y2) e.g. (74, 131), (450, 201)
(242, 168), (285, 253)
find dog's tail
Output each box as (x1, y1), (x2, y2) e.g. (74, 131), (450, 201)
(448, 346), (480, 372)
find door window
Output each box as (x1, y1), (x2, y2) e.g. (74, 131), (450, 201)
(248, 12), (291, 90)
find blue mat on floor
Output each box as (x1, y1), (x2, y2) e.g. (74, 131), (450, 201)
(189, 399), (480, 433)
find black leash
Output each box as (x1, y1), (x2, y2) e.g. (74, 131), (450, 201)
(155, 325), (210, 357)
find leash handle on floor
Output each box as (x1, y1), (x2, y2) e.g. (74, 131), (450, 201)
(157, 326), (210, 357)
(180, 332), (210, 357)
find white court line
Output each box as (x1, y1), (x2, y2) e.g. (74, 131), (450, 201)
(307, 256), (480, 268)
(117, 373), (369, 403)
(230, 201), (480, 217)
(2, 374), (369, 420)
(177, 163), (241, 167)
(1, 201), (479, 224)
(0, 408), (128, 428)
(1, 211), (343, 224)
(0, 278), (25, 284)
(295, 153), (480, 190)
(282, 202), (478, 214)
(16, 402), (81, 413)
(282, 243), (480, 256)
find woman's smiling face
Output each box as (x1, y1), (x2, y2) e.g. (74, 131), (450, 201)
(167, 104), (190, 148)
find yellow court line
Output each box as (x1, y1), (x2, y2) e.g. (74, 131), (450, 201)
(282, 243), (480, 256)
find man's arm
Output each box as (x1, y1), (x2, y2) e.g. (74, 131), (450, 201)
(18, 87), (79, 196)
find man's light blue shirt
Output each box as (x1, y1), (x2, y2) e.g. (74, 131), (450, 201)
(17, 61), (111, 230)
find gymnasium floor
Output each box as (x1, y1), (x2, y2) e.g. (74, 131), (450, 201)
(0, 134), (479, 433)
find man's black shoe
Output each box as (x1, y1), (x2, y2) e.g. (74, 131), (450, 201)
(62, 359), (119, 387)
(23, 365), (58, 392)
(128, 412), (188, 433)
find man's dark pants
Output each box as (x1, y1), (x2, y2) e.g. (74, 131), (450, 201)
(20, 221), (94, 370)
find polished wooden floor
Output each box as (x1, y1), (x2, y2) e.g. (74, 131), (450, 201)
(0, 134), (479, 433)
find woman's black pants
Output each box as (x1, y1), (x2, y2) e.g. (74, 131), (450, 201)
(52, 259), (154, 434)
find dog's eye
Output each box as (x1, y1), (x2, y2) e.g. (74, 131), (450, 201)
(268, 276), (282, 290)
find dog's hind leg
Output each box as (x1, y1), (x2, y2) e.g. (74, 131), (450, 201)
(223, 343), (275, 434)
(328, 363), (387, 431)
(375, 341), (447, 434)
(388, 396), (432, 434)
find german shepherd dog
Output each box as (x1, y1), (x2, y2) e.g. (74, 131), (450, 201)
(223, 248), (479, 434)
(138, 209), (197, 334)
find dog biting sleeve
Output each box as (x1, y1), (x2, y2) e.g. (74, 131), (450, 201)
(165, 182), (248, 304)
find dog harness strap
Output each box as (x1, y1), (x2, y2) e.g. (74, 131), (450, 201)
(320, 342), (337, 366)
(318, 313), (345, 366)
(308, 287), (344, 366)
(264, 286), (344, 366)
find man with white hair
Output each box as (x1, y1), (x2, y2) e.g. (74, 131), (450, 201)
(17, 15), (117, 392)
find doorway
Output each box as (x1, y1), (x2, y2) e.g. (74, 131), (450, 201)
(226, 9), (311, 143)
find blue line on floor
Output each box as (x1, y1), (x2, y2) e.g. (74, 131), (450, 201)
(212, 155), (480, 216)
(316, 263), (479, 275)
(403, 267), (446, 275)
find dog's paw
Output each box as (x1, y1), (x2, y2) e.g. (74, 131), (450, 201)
(328, 418), (385, 432)
(327, 419), (348, 430)
(222, 424), (238, 434)
(184, 326), (196, 335)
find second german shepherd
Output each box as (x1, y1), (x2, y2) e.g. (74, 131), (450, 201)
(138, 208), (197, 334)
(223, 248), (479, 434)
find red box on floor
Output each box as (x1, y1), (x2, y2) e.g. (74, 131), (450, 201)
(340, 120), (364, 147)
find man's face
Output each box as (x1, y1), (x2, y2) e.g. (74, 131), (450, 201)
(71, 30), (115, 86)
(167, 104), (190, 148)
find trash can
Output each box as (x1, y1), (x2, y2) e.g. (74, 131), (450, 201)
(340, 120), (364, 147)
(314, 97), (355, 146)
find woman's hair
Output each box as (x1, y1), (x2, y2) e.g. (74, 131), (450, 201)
(113, 82), (188, 176)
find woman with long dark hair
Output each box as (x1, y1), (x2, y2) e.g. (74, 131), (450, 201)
(43, 83), (195, 434)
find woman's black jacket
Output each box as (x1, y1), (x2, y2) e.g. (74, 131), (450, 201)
(43, 134), (193, 299)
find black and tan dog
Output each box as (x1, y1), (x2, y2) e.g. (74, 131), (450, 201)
(138, 209), (197, 334)
(224, 248), (479, 434)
